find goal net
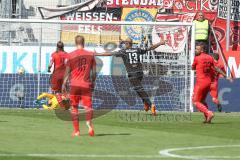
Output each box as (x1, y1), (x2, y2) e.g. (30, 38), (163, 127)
(0, 19), (195, 113)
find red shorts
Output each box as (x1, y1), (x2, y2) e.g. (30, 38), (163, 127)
(50, 71), (65, 92)
(210, 81), (218, 99)
(70, 86), (92, 108)
(193, 82), (211, 103)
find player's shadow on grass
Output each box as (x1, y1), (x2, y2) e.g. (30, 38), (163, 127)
(95, 133), (131, 137)
(203, 122), (232, 125)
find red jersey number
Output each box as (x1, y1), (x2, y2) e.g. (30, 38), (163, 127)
(78, 58), (87, 72)
(203, 61), (211, 75)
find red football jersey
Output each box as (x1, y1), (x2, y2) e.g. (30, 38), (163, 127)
(213, 61), (225, 81)
(51, 51), (68, 71)
(67, 49), (95, 88)
(192, 53), (214, 83)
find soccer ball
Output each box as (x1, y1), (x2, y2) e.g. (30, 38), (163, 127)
(18, 67), (25, 75)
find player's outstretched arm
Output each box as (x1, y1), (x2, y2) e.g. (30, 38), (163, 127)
(146, 39), (166, 51)
(94, 49), (113, 56)
(95, 52), (113, 56)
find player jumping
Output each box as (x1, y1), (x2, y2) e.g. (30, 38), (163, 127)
(96, 38), (165, 116)
(62, 35), (96, 137)
(192, 44), (215, 123)
(48, 41), (68, 93)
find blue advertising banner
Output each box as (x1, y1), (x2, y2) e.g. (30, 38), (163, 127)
(0, 74), (186, 111)
(0, 74), (239, 112)
(205, 79), (240, 112)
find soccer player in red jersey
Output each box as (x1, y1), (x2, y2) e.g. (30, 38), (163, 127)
(192, 44), (215, 123)
(210, 53), (232, 112)
(62, 35), (96, 137)
(48, 41), (68, 93)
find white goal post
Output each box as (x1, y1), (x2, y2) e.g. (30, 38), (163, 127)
(0, 18), (195, 112)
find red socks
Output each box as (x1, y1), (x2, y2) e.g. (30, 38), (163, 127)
(71, 106), (79, 133)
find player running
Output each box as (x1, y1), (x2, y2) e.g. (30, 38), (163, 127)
(62, 35), (96, 137)
(192, 44), (215, 123)
(96, 38), (165, 116)
(48, 41), (68, 93)
(210, 53), (232, 112)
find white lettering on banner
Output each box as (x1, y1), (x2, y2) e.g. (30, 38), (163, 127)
(185, 0), (212, 11)
(219, 88), (231, 105)
(0, 46), (111, 75)
(107, 0), (163, 7)
(62, 11), (119, 33)
(78, 25), (102, 34)
(185, 1), (194, 11)
(218, 0), (240, 21)
(106, 0), (217, 11)
(64, 12), (115, 21)
(227, 57), (240, 78)
(200, 0), (209, 11)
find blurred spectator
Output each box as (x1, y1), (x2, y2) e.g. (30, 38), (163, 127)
(193, 12), (210, 52)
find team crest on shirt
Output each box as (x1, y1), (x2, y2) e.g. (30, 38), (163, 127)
(124, 10), (154, 41)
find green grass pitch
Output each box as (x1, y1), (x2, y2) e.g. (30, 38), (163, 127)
(0, 109), (240, 160)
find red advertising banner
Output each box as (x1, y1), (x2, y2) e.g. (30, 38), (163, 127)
(161, 0), (240, 78)
(215, 0), (240, 78)
(153, 13), (196, 53)
(106, 0), (164, 8)
(59, 8), (122, 44)
(172, 0), (218, 13)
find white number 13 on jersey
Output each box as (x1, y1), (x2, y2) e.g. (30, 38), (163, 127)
(129, 53), (138, 64)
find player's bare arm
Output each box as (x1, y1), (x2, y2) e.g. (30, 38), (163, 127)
(214, 66), (233, 82)
(192, 58), (197, 70)
(62, 66), (70, 93)
(214, 66), (226, 78)
(95, 52), (113, 56)
(146, 39), (166, 51)
(91, 57), (97, 90)
(48, 59), (53, 72)
(94, 49), (113, 56)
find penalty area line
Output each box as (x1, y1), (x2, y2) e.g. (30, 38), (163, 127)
(159, 145), (240, 159)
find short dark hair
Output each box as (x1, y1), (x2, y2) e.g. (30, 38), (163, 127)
(56, 41), (64, 52)
(75, 35), (85, 46)
(196, 42), (205, 51)
(212, 53), (219, 61)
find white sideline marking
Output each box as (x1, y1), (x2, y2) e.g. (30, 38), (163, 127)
(159, 145), (240, 160)
(0, 154), (164, 158)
